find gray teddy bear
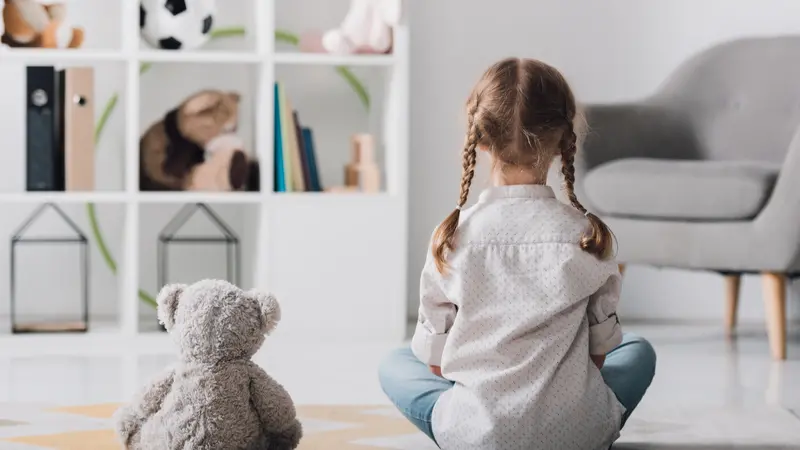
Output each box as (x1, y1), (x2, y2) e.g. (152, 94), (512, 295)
(114, 279), (303, 450)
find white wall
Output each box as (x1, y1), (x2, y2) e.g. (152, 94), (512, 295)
(406, 0), (800, 324)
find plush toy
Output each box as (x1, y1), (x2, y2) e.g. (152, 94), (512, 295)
(1, 0), (83, 48)
(186, 133), (260, 191)
(300, 0), (402, 54)
(114, 280), (303, 450)
(140, 90), (254, 191)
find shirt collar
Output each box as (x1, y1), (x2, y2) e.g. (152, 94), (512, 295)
(478, 184), (555, 203)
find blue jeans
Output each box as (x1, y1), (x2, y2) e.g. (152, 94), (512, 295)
(378, 333), (656, 443)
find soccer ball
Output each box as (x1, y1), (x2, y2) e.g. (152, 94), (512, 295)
(140, 0), (216, 50)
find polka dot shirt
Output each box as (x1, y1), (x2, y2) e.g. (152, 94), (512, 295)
(412, 185), (625, 450)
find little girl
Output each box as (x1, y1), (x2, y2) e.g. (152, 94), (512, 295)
(378, 58), (656, 450)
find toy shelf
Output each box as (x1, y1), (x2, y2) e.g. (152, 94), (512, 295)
(136, 50), (263, 64)
(0, 49), (128, 63)
(273, 53), (396, 66)
(0, 0), (409, 344)
(0, 193), (129, 204)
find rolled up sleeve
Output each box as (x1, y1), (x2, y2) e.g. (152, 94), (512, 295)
(587, 273), (623, 355)
(411, 256), (456, 367)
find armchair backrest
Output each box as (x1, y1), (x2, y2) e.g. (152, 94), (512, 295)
(653, 36), (800, 163)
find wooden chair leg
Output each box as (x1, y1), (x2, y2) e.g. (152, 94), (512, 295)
(724, 274), (741, 337)
(762, 272), (787, 360)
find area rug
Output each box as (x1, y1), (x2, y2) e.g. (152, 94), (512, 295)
(0, 403), (798, 449)
(0, 404), (437, 450)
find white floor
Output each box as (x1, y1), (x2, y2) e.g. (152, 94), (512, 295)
(0, 323), (798, 449)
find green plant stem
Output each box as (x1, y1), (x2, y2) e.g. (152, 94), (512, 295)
(211, 27), (246, 39)
(274, 29), (300, 46)
(88, 28), (371, 309)
(275, 29), (370, 109)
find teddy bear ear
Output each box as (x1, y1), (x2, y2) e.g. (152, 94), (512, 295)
(182, 91), (222, 116)
(157, 283), (186, 331)
(248, 290), (281, 334)
(227, 92), (241, 103)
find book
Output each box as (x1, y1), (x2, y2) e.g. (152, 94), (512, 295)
(293, 111), (312, 191)
(282, 95), (306, 192)
(60, 67), (95, 191)
(273, 83), (286, 192)
(302, 127), (322, 192)
(277, 83), (294, 192)
(26, 66), (64, 191)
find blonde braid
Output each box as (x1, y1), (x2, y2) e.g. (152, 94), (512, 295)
(432, 105), (480, 273)
(560, 125), (615, 259)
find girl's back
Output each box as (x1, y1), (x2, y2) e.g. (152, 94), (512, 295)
(423, 185), (624, 449)
(379, 57), (655, 450)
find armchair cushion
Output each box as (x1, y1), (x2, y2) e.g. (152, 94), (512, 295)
(584, 158), (780, 221)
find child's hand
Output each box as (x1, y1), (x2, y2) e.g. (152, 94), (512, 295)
(429, 366), (443, 377)
(590, 355), (605, 370)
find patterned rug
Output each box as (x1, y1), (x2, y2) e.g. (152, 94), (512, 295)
(0, 403), (799, 449)
(0, 404), (438, 450)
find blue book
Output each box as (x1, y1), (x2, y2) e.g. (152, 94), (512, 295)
(273, 83), (286, 192)
(301, 127), (321, 191)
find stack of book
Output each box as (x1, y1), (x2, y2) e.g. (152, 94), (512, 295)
(274, 83), (322, 192)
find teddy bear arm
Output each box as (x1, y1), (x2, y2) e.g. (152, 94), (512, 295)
(125, 368), (175, 422)
(12, 0), (51, 33)
(248, 368), (302, 449)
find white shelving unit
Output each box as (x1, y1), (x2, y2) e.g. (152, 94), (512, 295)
(0, 0), (409, 347)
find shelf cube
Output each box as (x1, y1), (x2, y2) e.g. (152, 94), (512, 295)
(10, 203), (89, 333)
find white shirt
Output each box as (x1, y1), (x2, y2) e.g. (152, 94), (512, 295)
(412, 185), (625, 450)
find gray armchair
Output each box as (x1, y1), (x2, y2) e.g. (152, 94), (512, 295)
(579, 36), (800, 360)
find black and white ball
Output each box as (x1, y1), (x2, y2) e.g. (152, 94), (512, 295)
(140, 0), (216, 50)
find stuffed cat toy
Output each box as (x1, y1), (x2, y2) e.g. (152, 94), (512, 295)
(114, 280), (302, 450)
(1, 0), (84, 48)
(139, 90), (258, 192)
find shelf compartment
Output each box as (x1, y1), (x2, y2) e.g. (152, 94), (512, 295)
(138, 62), (260, 194)
(138, 0), (256, 53)
(0, 61), (129, 194)
(274, 64), (389, 194)
(0, 202), (125, 334)
(266, 194), (405, 340)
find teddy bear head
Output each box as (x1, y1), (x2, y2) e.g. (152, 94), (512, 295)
(156, 279), (280, 363)
(176, 90), (241, 147)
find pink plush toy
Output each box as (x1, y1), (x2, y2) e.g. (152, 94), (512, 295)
(313, 0), (402, 55)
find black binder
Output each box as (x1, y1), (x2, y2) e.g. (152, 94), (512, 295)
(26, 66), (65, 191)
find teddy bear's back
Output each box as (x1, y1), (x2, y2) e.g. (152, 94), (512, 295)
(140, 360), (268, 450)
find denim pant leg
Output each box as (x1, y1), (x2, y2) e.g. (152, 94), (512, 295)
(378, 347), (454, 443)
(600, 332), (657, 426)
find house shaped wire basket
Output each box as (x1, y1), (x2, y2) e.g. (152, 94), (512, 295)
(10, 203), (89, 333)
(157, 203), (241, 291)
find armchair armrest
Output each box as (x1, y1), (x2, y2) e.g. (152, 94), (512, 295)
(570, 102), (702, 210)
(756, 124), (800, 271)
(581, 103), (701, 171)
